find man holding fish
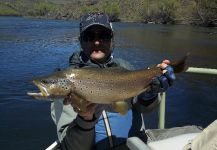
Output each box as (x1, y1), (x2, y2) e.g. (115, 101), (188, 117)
(58, 12), (176, 150)
(32, 12), (177, 149)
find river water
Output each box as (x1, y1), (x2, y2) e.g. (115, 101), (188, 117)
(0, 17), (217, 150)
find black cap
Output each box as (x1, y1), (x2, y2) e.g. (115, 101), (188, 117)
(80, 12), (113, 34)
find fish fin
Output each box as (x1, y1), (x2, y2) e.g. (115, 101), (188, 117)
(112, 101), (129, 115)
(171, 53), (190, 73)
(63, 92), (90, 112)
(63, 96), (72, 105)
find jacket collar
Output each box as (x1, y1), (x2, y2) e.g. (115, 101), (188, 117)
(79, 51), (115, 68)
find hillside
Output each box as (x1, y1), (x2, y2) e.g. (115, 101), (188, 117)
(0, 0), (216, 27)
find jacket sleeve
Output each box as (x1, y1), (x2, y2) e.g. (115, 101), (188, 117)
(61, 114), (98, 150)
(132, 91), (160, 113)
(51, 99), (98, 150)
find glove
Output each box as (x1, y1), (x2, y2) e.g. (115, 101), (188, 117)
(151, 65), (176, 93)
(137, 65), (176, 101)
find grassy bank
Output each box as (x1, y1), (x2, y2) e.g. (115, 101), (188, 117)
(0, 0), (216, 27)
(0, 2), (21, 16)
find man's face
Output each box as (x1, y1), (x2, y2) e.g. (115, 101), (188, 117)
(80, 25), (113, 63)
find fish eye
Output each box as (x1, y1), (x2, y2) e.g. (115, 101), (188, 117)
(41, 79), (57, 84)
(41, 80), (48, 84)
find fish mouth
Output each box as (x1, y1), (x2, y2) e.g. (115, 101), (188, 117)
(27, 80), (50, 98)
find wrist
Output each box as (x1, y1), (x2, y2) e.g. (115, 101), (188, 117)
(79, 114), (94, 121)
(138, 90), (158, 100)
(75, 114), (97, 130)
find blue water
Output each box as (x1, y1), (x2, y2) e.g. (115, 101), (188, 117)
(0, 17), (217, 149)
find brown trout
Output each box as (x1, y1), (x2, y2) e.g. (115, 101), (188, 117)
(27, 55), (188, 114)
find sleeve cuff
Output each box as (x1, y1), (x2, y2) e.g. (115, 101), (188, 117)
(137, 91), (158, 101)
(75, 115), (98, 130)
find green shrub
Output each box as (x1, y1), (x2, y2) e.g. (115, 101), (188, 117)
(194, 0), (217, 26)
(158, 0), (179, 23)
(143, 0), (180, 24)
(0, 2), (21, 16)
(27, 2), (57, 16)
(78, 0), (120, 21)
(103, 1), (120, 15)
(0, 8), (20, 16)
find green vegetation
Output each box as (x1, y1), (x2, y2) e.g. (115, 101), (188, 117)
(193, 0), (217, 26)
(27, 2), (58, 17)
(142, 0), (180, 24)
(66, 0), (120, 21)
(0, 2), (21, 16)
(0, 0), (216, 27)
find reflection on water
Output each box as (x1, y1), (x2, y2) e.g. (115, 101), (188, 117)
(0, 17), (217, 149)
(114, 23), (217, 69)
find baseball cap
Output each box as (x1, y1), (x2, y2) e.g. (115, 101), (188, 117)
(79, 12), (113, 34)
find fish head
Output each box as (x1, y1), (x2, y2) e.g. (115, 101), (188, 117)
(27, 73), (73, 100)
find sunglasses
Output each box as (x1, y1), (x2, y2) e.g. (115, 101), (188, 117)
(81, 30), (113, 42)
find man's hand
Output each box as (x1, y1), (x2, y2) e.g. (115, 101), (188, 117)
(150, 59), (176, 93)
(134, 59), (176, 107)
(74, 103), (97, 121)
(64, 92), (97, 121)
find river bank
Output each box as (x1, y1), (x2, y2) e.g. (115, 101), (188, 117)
(0, 0), (217, 27)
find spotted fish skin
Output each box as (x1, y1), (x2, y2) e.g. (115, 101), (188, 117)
(66, 67), (161, 103)
(30, 67), (161, 104)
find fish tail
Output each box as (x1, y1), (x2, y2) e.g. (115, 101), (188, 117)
(171, 52), (190, 73)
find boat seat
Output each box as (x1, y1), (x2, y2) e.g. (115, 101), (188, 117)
(126, 125), (202, 150)
(126, 133), (198, 150)
(127, 137), (151, 150)
(127, 120), (217, 150)
(147, 133), (198, 150)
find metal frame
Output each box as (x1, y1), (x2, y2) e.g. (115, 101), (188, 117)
(158, 67), (217, 129)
